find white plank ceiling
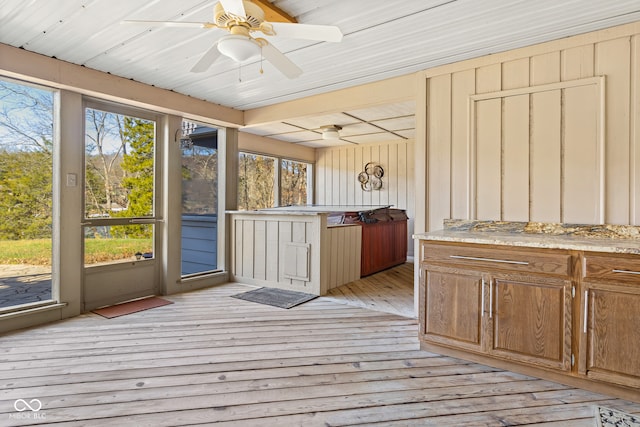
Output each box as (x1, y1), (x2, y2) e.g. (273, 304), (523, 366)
(2, 0), (640, 146)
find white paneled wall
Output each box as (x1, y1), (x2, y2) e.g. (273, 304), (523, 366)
(315, 140), (415, 257)
(420, 27), (640, 231)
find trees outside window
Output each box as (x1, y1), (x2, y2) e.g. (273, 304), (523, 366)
(238, 153), (275, 210)
(237, 152), (311, 210)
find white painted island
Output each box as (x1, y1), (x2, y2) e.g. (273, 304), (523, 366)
(228, 206), (392, 295)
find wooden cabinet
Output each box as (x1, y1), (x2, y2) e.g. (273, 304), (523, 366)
(359, 210), (408, 277)
(420, 242), (573, 372)
(489, 273), (572, 371)
(579, 253), (640, 389)
(422, 265), (484, 353)
(419, 239), (640, 402)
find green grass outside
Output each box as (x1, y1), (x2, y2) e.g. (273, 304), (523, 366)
(0, 238), (153, 265)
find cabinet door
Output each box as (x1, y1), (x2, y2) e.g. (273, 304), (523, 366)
(489, 274), (572, 371)
(580, 281), (640, 389)
(421, 265), (484, 353)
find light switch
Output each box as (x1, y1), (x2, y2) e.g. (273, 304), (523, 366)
(66, 173), (77, 187)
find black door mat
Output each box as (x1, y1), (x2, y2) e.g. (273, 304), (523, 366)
(231, 287), (317, 309)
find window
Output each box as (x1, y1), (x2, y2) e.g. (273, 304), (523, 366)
(238, 152), (276, 210)
(83, 107), (156, 266)
(180, 122), (219, 275)
(238, 152), (312, 210)
(0, 78), (55, 309)
(280, 159), (310, 206)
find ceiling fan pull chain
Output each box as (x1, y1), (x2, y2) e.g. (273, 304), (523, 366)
(238, 62), (242, 82)
(260, 46), (264, 75)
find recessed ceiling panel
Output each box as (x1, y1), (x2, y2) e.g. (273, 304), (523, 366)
(347, 101), (417, 121)
(285, 113), (358, 129)
(270, 130), (322, 143)
(346, 133), (407, 144)
(241, 122), (303, 136)
(371, 116), (416, 131)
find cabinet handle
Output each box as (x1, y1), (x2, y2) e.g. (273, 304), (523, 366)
(449, 255), (529, 265)
(489, 278), (493, 319)
(612, 269), (640, 275)
(583, 290), (589, 334)
(481, 278), (485, 318)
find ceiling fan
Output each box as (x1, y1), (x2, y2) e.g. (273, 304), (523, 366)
(123, 0), (343, 79)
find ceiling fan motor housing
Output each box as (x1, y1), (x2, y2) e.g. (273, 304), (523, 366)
(215, 1), (264, 29)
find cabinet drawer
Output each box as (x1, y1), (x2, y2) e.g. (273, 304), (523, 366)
(583, 254), (640, 284)
(421, 242), (572, 277)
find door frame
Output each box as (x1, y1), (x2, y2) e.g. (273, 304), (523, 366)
(81, 99), (164, 311)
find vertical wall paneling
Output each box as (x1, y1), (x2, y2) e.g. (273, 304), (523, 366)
(380, 143), (390, 205)
(253, 220), (266, 280)
(474, 98), (502, 219)
(502, 94), (530, 220)
(241, 220), (254, 278)
(474, 64), (502, 219)
(230, 213), (360, 294)
(531, 52), (562, 222)
(427, 74), (453, 230)
(563, 84), (602, 223)
(562, 45), (595, 80)
(502, 58), (530, 89)
(596, 38), (632, 224)
(315, 139), (415, 256)
(278, 220), (292, 284)
(266, 221), (279, 281)
(476, 64), (502, 93)
(531, 52), (561, 85)
(469, 78), (604, 224)
(419, 23), (640, 263)
(502, 58), (530, 220)
(633, 35), (640, 225)
(451, 70), (476, 219)
(530, 90), (562, 222)
(331, 149), (341, 205)
(354, 146), (364, 206)
(388, 142), (399, 206)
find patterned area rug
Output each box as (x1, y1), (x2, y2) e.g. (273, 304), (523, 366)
(231, 287), (317, 309)
(596, 406), (640, 427)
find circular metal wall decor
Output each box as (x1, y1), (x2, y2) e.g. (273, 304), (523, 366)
(358, 162), (384, 191)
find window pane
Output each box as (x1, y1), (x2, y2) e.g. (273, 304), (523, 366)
(0, 79), (54, 308)
(84, 224), (154, 266)
(281, 159), (309, 206)
(84, 109), (155, 219)
(238, 152), (275, 210)
(181, 123), (219, 275)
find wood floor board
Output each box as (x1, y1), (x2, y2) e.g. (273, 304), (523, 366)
(324, 263), (416, 318)
(1, 277), (638, 426)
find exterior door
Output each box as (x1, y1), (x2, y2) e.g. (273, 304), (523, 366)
(82, 102), (161, 311)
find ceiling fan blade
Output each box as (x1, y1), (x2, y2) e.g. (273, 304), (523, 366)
(268, 22), (343, 42)
(219, 0), (247, 18)
(191, 42), (222, 73)
(260, 42), (302, 79)
(122, 19), (215, 29)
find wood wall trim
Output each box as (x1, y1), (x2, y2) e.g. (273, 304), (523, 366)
(244, 73), (418, 126)
(0, 43), (243, 127)
(238, 132), (316, 163)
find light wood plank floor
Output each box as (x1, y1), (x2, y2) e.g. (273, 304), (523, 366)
(1, 282), (639, 426)
(324, 263), (415, 318)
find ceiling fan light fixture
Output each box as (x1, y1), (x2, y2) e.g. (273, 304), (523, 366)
(217, 34), (261, 62)
(321, 125), (342, 140)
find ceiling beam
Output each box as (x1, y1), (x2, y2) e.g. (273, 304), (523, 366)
(252, 0), (297, 23)
(244, 73), (418, 126)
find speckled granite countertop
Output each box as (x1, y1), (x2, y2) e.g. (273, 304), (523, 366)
(413, 220), (640, 255)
